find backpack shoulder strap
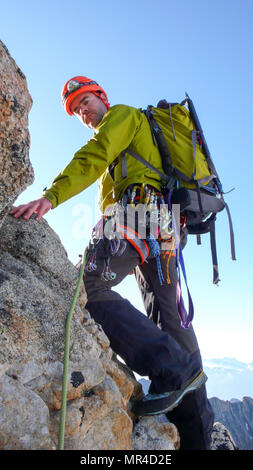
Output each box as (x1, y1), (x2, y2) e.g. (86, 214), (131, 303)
(143, 106), (176, 188)
(120, 106), (176, 189)
(121, 148), (169, 182)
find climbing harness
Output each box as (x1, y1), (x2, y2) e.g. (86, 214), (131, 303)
(83, 185), (177, 287)
(58, 247), (87, 450)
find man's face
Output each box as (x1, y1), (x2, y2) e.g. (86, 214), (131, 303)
(69, 91), (108, 129)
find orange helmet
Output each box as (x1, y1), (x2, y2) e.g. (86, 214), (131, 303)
(61, 76), (110, 116)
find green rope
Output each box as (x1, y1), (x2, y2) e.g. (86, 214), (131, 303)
(58, 248), (87, 450)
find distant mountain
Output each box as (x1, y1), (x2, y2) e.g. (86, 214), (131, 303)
(210, 396), (253, 450)
(138, 358), (253, 450)
(203, 358), (253, 400)
(139, 357), (253, 401)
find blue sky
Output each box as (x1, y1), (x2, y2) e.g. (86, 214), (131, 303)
(1, 0), (253, 364)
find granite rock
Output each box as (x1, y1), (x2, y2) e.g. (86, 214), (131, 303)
(0, 40), (34, 228)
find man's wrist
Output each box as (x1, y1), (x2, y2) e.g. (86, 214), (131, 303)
(42, 191), (57, 209)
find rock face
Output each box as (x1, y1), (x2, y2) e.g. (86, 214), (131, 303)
(210, 397), (253, 450)
(0, 214), (179, 450)
(210, 422), (237, 450)
(0, 40), (34, 229)
(132, 415), (180, 450)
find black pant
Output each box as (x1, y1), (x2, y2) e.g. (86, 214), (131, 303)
(84, 238), (214, 449)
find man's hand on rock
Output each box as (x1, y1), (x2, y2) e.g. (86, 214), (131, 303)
(10, 197), (52, 221)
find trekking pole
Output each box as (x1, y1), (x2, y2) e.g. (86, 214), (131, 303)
(185, 92), (224, 194)
(58, 248), (87, 450)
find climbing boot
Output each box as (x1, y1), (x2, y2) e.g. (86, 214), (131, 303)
(132, 370), (207, 416)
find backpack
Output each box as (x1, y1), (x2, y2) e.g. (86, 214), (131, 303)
(121, 93), (236, 285)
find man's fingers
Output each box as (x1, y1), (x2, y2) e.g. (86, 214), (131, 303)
(9, 205), (26, 215)
(10, 198), (52, 221)
(10, 204), (35, 219)
(23, 204), (39, 220)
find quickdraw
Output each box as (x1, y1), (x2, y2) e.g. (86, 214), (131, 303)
(84, 245), (97, 272)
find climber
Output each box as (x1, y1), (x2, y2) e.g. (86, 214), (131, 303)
(10, 76), (214, 450)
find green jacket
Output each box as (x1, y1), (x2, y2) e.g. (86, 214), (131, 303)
(43, 104), (165, 213)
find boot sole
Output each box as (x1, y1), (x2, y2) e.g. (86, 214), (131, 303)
(138, 371), (208, 416)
